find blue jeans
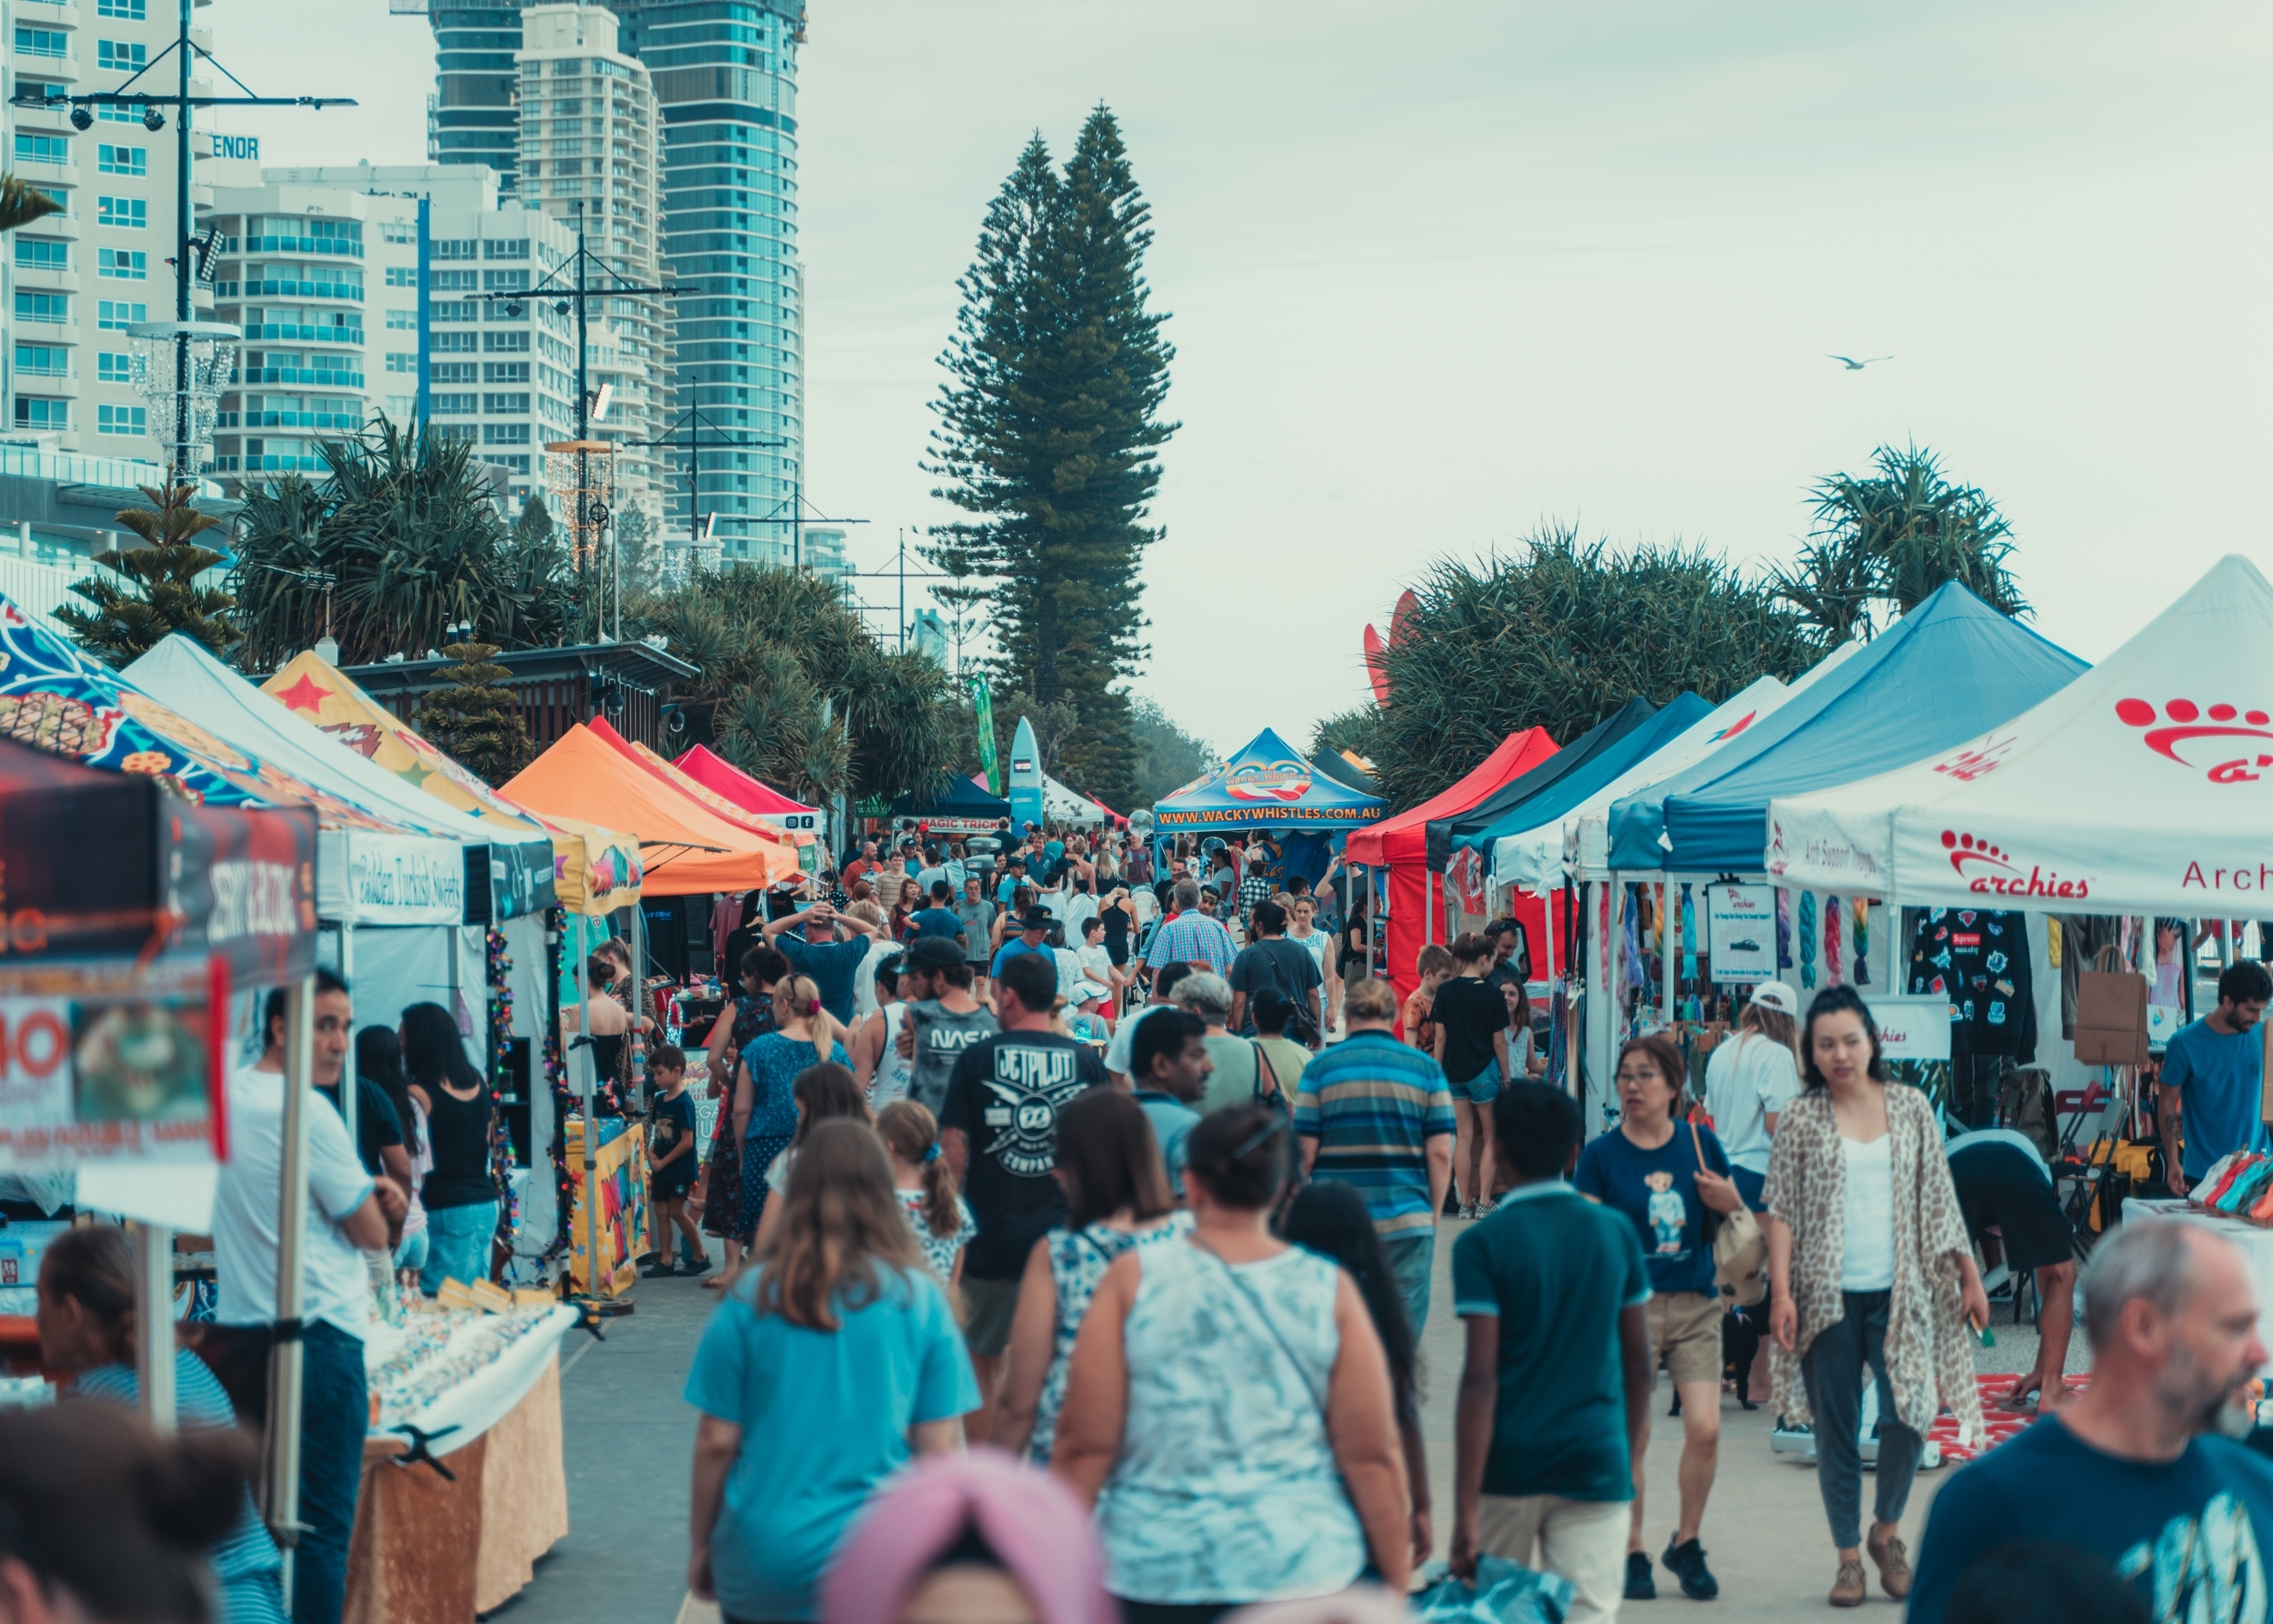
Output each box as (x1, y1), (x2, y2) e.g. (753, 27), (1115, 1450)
(419, 1199), (497, 1295)
(294, 1322), (368, 1624)
(1382, 1229), (1435, 1338)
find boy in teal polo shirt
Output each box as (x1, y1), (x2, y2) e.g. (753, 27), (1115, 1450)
(1451, 1082), (1654, 1624)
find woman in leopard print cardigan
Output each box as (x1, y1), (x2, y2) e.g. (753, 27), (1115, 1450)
(1764, 987), (1988, 1610)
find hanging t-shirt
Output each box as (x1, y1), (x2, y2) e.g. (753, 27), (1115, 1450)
(1574, 1123), (1729, 1297)
(1908, 1419), (2273, 1624)
(940, 1029), (1106, 1279)
(1907, 907), (2038, 1059)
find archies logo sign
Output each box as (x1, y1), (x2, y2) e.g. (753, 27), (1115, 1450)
(1940, 828), (2091, 899)
(2116, 697), (2273, 785)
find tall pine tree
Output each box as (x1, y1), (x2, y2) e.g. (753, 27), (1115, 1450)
(55, 484), (241, 666)
(415, 641), (532, 787)
(924, 106), (1175, 807)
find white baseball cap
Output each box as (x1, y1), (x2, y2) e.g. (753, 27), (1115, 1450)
(1749, 980), (1799, 1015)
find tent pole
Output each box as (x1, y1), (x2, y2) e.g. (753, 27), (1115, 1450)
(263, 974), (315, 1610)
(133, 1220), (175, 1434)
(338, 919), (355, 1156)
(575, 915), (603, 1300)
(1661, 877), (1677, 1028)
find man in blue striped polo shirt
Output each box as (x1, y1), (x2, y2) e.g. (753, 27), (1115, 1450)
(1295, 975), (1457, 1330)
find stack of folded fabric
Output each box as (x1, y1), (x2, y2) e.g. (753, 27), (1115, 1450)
(2194, 1151), (2273, 1221)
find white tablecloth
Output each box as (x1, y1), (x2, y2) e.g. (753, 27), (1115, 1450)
(364, 1305), (576, 1459)
(2125, 1198), (2273, 1350)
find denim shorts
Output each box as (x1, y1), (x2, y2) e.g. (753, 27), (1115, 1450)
(1447, 1061), (1502, 1104)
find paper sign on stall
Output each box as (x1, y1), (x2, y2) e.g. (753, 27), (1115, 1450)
(0, 956), (226, 1171)
(1862, 994), (1955, 1063)
(1706, 885), (1776, 982)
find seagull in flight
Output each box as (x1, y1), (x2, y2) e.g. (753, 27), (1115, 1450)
(1827, 354), (1892, 371)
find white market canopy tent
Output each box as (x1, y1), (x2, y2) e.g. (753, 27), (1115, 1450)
(1766, 553), (2271, 915)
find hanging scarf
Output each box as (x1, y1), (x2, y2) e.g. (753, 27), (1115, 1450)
(1680, 882), (1697, 987)
(1777, 888), (1794, 970)
(1798, 891), (1818, 990)
(1824, 895), (1843, 988)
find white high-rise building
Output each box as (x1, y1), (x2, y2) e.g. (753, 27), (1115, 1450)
(513, 4), (665, 529)
(205, 164), (647, 516)
(1, 0), (221, 458)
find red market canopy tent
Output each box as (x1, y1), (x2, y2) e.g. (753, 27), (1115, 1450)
(673, 744), (822, 830)
(1346, 727), (1560, 1007)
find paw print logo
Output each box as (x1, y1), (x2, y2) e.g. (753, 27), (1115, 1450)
(1940, 829), (2018, 881)
(2117, 698), (2273, 784)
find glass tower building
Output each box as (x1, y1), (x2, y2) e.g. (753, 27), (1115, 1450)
(417, 0), (806, 566)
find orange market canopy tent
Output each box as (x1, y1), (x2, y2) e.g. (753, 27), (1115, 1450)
(262, 650), (641, 916)
(586, 718), (815, 868)
(502, 724), (799, 897)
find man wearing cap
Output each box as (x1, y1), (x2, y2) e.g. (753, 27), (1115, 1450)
(990, 907), (1056, 987)
(896, 934), (1000, 1115)
(1700, 980), (1805, 1211)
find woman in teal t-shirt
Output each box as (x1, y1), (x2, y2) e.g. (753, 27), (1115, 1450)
(686, 1118), (979, 1623)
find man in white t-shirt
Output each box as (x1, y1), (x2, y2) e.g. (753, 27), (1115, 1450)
(213, 968), (404, 1624)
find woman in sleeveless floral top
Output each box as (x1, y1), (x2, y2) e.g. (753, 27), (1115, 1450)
(1054, 1105), (1415, 1617)
(993, 1089), (1189, 1463)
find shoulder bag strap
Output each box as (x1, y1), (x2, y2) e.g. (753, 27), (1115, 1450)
(1187, 1233), (1328, 1417)
(1252, 1040), (1282, 1108)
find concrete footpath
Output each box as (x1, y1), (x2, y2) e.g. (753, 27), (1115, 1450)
(490, 1220), (2068, 1623)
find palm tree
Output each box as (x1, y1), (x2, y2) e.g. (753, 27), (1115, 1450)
(1775, 444), (2025, 642)
(231, 422), (567, 668)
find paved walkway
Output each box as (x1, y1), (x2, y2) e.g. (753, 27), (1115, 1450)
(491, 1218), (2070, 1623)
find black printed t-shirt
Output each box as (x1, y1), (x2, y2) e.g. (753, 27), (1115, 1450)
(941, 1030), (1106, 1279)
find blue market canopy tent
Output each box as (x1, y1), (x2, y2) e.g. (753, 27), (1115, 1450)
(1430, 696), (1713, 873)
(1152, 728), (1385, 831)
(890, 773), (1013, 832)
(1607, 583), (2088, 875)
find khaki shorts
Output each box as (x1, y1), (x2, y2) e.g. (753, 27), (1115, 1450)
(1647, 1288), (1724, 1387)
(960, 1273), (1021, 1358)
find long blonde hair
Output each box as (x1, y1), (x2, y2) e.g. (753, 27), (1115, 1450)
(752, 1119), (923, 1330)
(876, 1099), (960, 1238)
(772, 974), (832, 1068)
(1736, 1000), (1800, 1066)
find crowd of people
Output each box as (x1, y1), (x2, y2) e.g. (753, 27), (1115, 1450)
(25, 807), (2273, 1624)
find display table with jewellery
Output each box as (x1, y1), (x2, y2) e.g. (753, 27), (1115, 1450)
(345, 1300), (579, 1624)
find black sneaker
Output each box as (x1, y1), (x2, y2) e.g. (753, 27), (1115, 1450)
(1627, 1551), (1657, 1600)
(679, 1257), (713, 1277)
(1663, 1536), (1718, 1600)
(640, 1261), (678, 1278)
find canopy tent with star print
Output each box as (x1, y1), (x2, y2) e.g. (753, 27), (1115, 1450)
(129, 634), (556, 923)
(261, 647), (642, 917)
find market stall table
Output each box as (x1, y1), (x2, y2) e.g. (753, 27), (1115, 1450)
(346, 1302), (578, 1624)
(2125, 1198), (2273, 1350)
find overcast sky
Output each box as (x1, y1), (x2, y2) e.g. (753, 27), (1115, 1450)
(218, 1), (2273, 760)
